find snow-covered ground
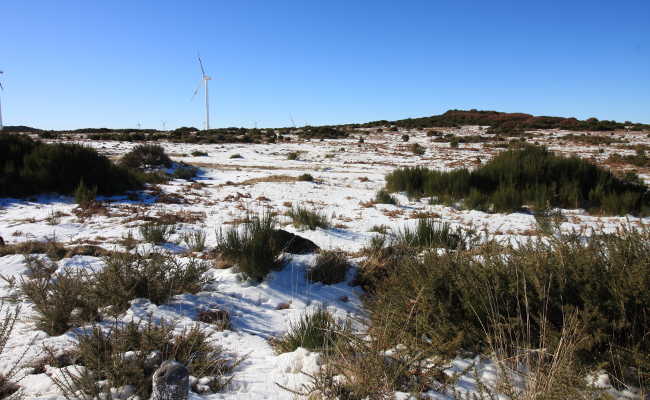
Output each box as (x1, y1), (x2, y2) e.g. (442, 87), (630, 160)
(0, 127), (647, 399)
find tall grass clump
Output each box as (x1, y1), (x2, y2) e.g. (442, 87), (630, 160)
(139, 222), (175, 244)
(272, 308), (343, 354)
(394, 218), (467, 250)
(0, 134), (141, 198)
(384, 145), (650, 215)
(364, 227), (650, 390)
(52, 320), (234, 400)
(307, 250), (350, 284)
(373, 188), (398, 205)
(181, 230), (207, 252)
(119, 144), (172, 169)
(287, 206), (330, 230)
(215, 213), (284, 282)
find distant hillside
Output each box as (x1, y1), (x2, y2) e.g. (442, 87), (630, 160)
(3, 110), (649, 136)
(360, 109), (650, 133)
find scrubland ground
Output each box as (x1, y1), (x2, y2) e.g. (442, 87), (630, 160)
(0, 126), (649, 399)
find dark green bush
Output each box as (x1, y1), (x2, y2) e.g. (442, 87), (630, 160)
(119, 144), (172, 169)
(191, 150), (208, 156)
(216, 213), (284, 281)
(365, 228), (650, 388)
(401, 134), (410, 142)
(0, 134), (141, 197)
(287, 152), (300, 160)
(308, 251), (350, 284)
(385, 145), (650, 215)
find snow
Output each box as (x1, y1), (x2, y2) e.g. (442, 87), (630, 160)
(1, 127), (647, 399)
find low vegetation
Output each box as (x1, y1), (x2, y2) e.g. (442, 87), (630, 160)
(0, 134), (141, 198)
(20, 252), (210, 335)
(272, 308), (344, 354)
(385, 145), (650, 215)
(139, 222), (175, 244)
(0, 302), (24, 400)
(373, 188), (398, 205)
(307, 250), (350, 284)
(52, 320), (234, 399)
(358, 227), (650, 392)
(287, 206), (331, 230)
(119, 144), (172, 169)
(215, 213), (285, 281)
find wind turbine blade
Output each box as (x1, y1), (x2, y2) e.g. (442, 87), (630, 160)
(190, 79), (202, 101)
(198, 56), (206, 77)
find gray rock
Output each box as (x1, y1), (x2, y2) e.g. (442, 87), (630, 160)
(151, 360), (189, 400)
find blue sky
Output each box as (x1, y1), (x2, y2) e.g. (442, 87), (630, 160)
(1, 0), (649, 129)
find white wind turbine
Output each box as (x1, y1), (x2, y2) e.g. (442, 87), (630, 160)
(191, 56), (212, 130)
(0, 70), (4, 131)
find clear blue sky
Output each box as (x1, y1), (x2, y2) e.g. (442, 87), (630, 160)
(2, 0), (649, 129)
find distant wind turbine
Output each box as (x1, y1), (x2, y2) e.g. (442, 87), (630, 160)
(191, 55), (212, 130)
(0, 70), (4, 131)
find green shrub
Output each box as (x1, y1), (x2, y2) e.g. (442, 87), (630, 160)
(120, 144), (172, 169)
(229, 153), (243, 159)
(288, 206), (330, 230)
(401, 134), (410, 142)
(272, 308), (343, 353)
(215, 213), (284, 281)
(139, 222), (174, 244)
(287, 152), (300, 160)
(90, 252), (210, 316)
(450, 137), (460, 148)
(20, 258), (98, 335)
(394, 218), (466, 250)
(364, 228), (650, 389)
(373, 189), (398, 205)
(308, 251), (350, 284)
(0, 134), (141, 198)
(52, 320), (233, 399)
(298, 173), (314, 182)
(191, 150), (208, 156)
(384, 145), (650, 215)
(74, 179), (97, 208)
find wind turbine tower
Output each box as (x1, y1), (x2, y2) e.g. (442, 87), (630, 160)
(0, 70), (4, 131)
(192, 56), (212, 130)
